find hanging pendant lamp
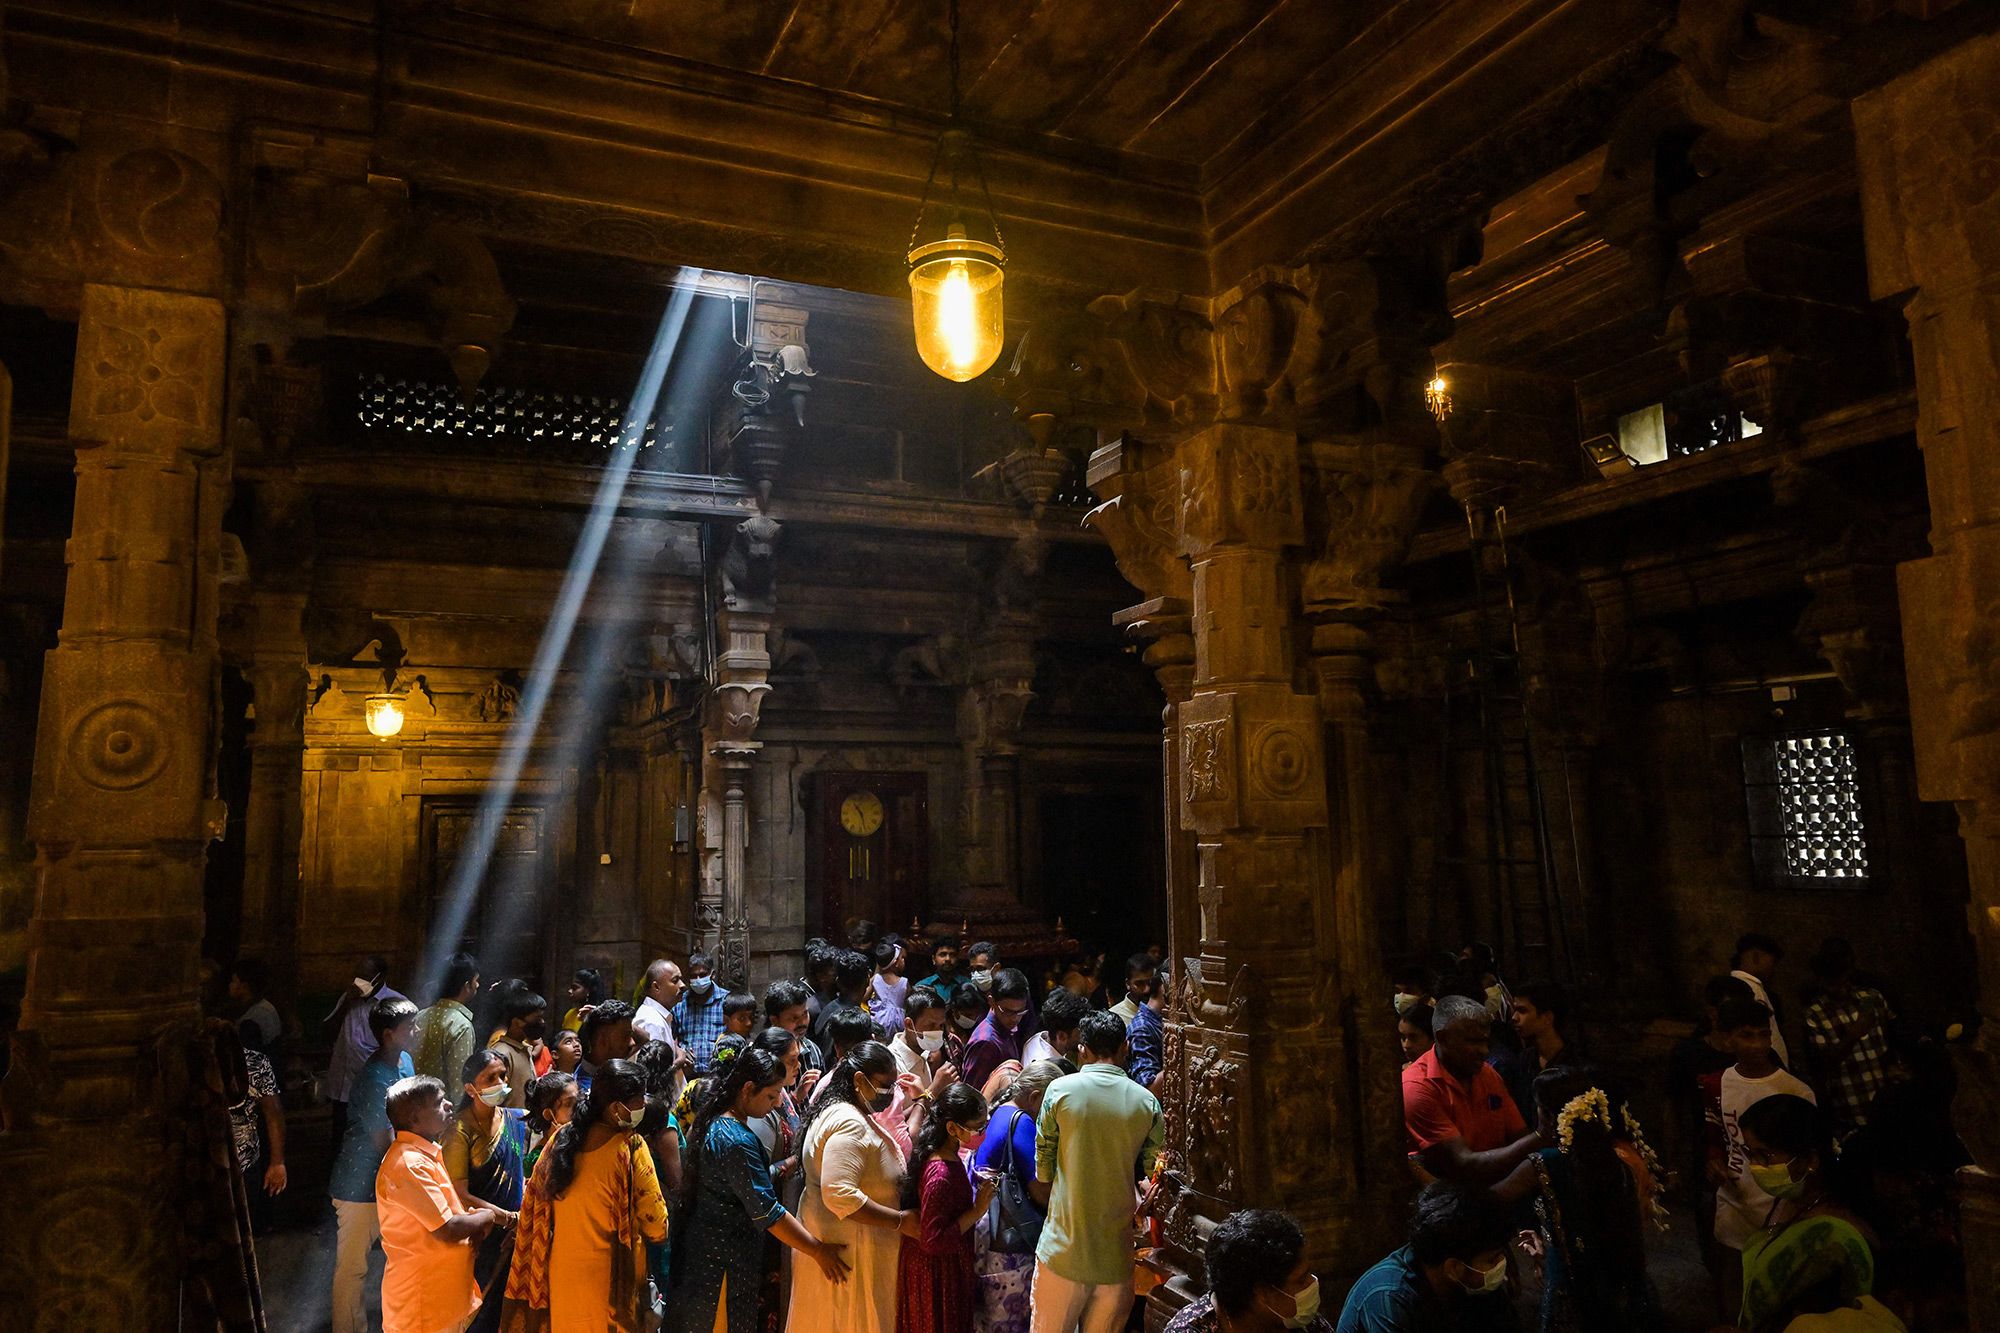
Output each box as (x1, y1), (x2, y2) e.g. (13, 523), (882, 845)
(906, 0), (1006, 382)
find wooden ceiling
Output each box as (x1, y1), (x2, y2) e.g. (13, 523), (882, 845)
(455, 0), (1402, 171)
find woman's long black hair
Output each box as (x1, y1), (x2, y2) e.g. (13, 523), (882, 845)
(682, 1047), (785, 1208)
(901, 1080), (986, 1209)
(1531, 1066), (1646, 1291)
(543, 1057), (646, 1200)
(573, 966), (608, 1007)
(797, 1039), (898, 1147)
(456, 1047), (509, 1114)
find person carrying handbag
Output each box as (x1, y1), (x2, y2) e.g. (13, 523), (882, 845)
(971, 1062), (1062, 1333)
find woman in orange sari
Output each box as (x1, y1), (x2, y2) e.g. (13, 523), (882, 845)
(503, 1059), (668, 1333)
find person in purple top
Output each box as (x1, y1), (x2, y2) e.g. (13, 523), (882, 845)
(961, 968), (1031, 1093)
(324, 953), (405, 1144)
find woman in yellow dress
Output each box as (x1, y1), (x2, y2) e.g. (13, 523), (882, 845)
(503, 1059), (667, 1333)
(787, 1041), (916, 1333)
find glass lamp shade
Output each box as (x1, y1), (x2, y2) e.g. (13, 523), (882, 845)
(364, 693), (406, 739)
(908, 232), (1005, 382)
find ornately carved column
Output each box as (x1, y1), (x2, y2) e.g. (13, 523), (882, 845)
(709, 608), (771, 986)
(1856, 31), (2000, 1330)
(8, 284), (229, 1327)
(1163, 421), (1366, 1279)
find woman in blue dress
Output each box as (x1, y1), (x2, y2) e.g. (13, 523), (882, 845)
(446, 1049), (530, 1333)
(669, 1047), (851, 1333)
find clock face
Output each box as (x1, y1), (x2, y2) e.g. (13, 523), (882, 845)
(839, 790), (885, 838)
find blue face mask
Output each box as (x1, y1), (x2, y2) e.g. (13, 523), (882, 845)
(689, 976), (714, 996)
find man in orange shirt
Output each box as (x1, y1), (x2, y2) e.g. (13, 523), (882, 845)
(376, 1076), (507, 1333)
(1401, 995), (1543, 1185)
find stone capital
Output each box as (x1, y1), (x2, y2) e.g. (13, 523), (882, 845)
(69, 286), (227, 456)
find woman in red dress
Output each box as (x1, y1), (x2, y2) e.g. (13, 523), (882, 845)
(897, 1082), (997, 1333)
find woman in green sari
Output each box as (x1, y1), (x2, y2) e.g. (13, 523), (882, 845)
(1736, 1094), (1903, 1333)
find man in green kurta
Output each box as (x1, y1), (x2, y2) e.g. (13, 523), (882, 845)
(1033, 1010), (1165, 1333)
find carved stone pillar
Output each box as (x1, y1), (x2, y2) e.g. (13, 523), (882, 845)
(1856, 32), (2000, 1331)
(8, 283), (228, 1327)
(955, 618), (1037, 914)
(1157, 421), (1370, 1279)
(239, 592), (309, 989)
(708, 608), (771, 985)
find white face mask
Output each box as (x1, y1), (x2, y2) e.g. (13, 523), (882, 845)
(1484, 985), (1506, 1019)
(608, 1101), (642, 1130)
(971, 969), (993, 989)
(917, 1030), (945, 1053)
(1264, 1277), (1321, 1329)
(1461, 1256), (1507, 1295)
(477, 1082), (510, 1107)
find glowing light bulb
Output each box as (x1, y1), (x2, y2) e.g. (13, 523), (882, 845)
(938, 260), (979, 373)
(364, 693), (405, 739)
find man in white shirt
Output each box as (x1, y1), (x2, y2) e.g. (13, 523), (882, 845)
(892, 986), (952, 1086)
(1729, 932), (1790, 1068)
(1023, 988), (1087, 1071)
(1108, 953), (1157, 1024)
(1704, 996), (1816, 1277)
(634, 958), (685, 1050)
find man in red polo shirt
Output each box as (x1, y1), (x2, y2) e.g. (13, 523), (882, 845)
(1402, 994), (1543, 1184)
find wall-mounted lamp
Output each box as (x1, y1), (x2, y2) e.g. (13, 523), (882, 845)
(364, 693), (406, 739)
(1425, 375), (1453, 423)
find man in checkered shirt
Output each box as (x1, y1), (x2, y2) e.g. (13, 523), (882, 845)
(1803, 939), (1894, 1135)
(672, 950), (734, 1073)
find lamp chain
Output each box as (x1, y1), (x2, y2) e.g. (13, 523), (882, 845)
(948, 0), (961, 122)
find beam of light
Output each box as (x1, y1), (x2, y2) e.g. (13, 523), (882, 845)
(416, 273), (720, 1003)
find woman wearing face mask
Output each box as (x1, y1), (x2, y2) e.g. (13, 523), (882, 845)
(445, 1049), (527, 1333)
(787, 1041), (912, 1333)
(1734, 1094), (1890, 1333)
(502, 1059), (668, 1333)
(672, 1048), (849, 1333)
(1163, 1208), (1330, 1332)
(971, 1062), (1060, 1333)
(946, 991), (988, 1067)
(896, 1081), (995, 1333)
(1490, 1068), (1662, 1332)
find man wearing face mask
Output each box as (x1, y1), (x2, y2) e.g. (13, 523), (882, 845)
(1390, 965), (1436, 1020)
(893, 986), (953, 1086)
(968, 941), (999, 995)
(1162, 1208), (1331, 1332)
(672, 951), (734, 1074)
(1335, 1181), (1523, 1332)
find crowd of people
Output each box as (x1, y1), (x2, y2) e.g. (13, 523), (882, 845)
(1380, 933), (1968, 1333)
(206, 922), (1971, 1333)
(286, 934), (1175, 1333)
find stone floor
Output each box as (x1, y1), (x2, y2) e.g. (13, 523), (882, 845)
(252, 1199), (1726, 1333)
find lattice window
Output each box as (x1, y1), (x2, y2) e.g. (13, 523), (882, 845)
(1741, 728), (1871, 890)
(352, 373), (674, 460)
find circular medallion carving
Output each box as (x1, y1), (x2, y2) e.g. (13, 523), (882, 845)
(1251, 725), (1310, 797)
(96, 148), (223, 260)
(69, 701), (170, 791)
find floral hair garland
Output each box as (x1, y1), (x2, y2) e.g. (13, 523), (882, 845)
(1554, 1086), (1671, 1230)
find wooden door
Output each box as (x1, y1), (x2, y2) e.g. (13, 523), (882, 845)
(423, 800), (550, 987)
(807, 772), (928, 940)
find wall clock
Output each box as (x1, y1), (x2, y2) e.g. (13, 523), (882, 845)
(840, 789), (885, 838)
